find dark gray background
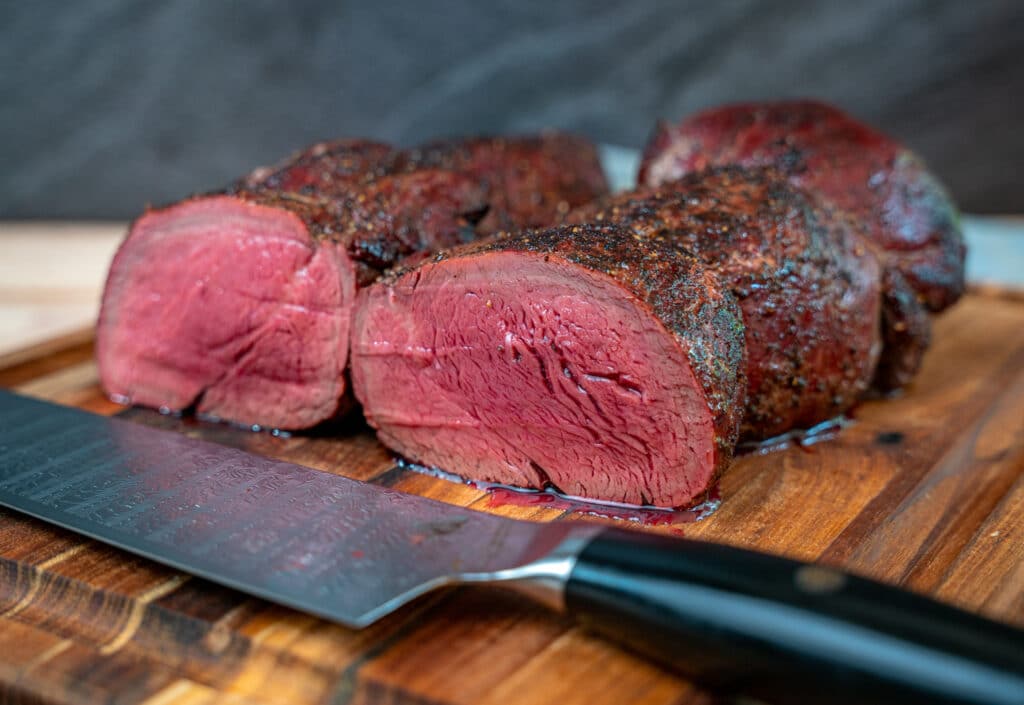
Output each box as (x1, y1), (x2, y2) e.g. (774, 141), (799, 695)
(2, 0), (1021, 219)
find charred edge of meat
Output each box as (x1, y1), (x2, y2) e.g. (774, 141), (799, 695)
(236, 139), (395, 194)
(231, 168), (490, 284)
(390, 132), (611, 231)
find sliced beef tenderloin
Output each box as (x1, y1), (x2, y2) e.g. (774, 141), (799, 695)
(99, 130), (609, 430)
(391, 132), (610, 233)
(98, 171), (488, 431)
(638, 100), (965, 313)
(569, 167), (883, 440)
(238, 139), (395, 194)
(98, 193), (355, 430)
(350, 223), (746, 507)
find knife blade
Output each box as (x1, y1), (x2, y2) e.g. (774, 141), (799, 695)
(0, 389), (584, 627)
(0, 389), (1021, 705)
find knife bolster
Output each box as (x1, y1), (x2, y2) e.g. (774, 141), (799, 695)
(458, 526), (602, 612)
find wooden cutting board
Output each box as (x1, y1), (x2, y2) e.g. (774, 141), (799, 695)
(1, 290), (1022, 705)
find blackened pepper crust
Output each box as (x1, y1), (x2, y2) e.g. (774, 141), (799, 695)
(391, 132), (610, 233)
(570, 166), (883, 440)
(383, 223), (748, 474)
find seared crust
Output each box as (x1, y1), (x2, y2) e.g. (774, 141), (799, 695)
(385, 223), (748, 473)
(235, 132), (608, 259)
(238, 139), (395, 194)
(873, 267), (932, 391)
(391, 132), (610, 232)
(222, 172), (488, 284)
(221, 139), (489, 282)
(639, 100), (965, 313)
(570, 167), (883, 439)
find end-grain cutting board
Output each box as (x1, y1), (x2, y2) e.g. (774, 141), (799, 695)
(0, 288), (1022, 705)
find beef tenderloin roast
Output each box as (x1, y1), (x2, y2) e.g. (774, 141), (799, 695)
(350, 223), (746, 507)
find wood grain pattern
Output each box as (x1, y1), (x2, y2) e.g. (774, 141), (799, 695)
(0, 292), (1022, 704)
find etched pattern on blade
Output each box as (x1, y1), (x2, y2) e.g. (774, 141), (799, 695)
(0, 390), (566, 627)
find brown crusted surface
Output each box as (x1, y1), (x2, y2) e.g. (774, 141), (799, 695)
(410, 223), (748, 470)
(237, 139), (395, 194)
(391, 132), (610, 233)
(224, 137), (489, 283)
(570, 167), (883, 439)
(235, 132), (606, 260)
(638, 100), (965, 313)
(229, 169), (488, 284)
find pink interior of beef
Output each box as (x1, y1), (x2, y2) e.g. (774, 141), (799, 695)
(97, 195), (355, 430)
(351, 252), (717, 507)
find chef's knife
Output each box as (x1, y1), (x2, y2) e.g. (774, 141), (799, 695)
(0, 390), (1021, 705)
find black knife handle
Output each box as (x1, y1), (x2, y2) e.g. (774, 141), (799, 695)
(565, 527), (1024, 705)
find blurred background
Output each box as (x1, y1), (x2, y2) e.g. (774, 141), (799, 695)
(1, 0), (1022, 219)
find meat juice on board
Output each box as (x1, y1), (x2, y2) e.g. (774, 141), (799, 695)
(397, 459), (721, 529)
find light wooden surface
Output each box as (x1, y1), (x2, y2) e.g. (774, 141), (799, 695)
(0, 288), (1022, 704)
(0, 222), (123, 358)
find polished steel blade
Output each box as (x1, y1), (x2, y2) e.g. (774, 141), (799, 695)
(0, 390), (574, 627)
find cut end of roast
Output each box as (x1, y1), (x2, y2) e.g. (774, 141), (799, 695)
(351, 248), (727, 508)
(97, 195), (355, 430)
